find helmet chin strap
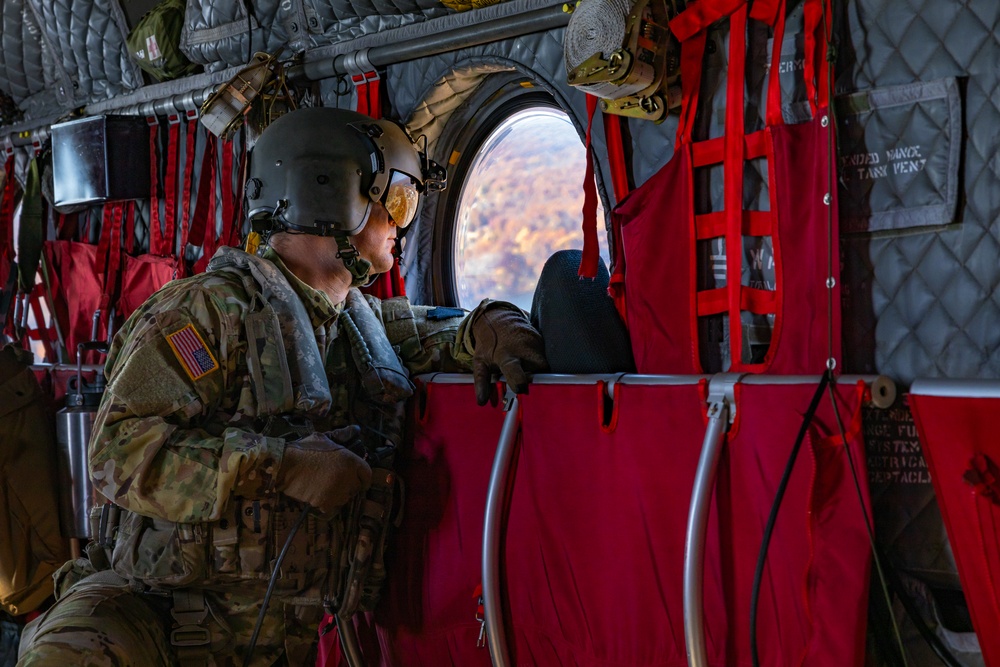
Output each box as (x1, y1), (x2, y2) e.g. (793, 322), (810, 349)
(334, 234), (374, 287)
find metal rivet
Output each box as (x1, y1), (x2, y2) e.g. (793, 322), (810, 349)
(826, 276), (836, 288)
(821, 115), (829, 127)
(275, 159), (282, 167)
(317, 174), (329, 185)
(372, 186), (381, 195)
(823, 192), (831, 205)
(826, 357), (837, 371)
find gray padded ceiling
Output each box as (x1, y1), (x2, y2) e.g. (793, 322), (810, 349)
(1, 0), (45, 102)
(26, 0), (143, 106)
(837, 0), (1000, 384)
(0, 0), (63, 118)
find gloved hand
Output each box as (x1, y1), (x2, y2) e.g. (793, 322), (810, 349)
(278, 426), (372, 515)
(470, 303), (548, 405)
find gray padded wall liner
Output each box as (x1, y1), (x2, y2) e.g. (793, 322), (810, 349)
(0, 0), (61, 119)
(381, 28), (619, 304)
(837, 0), (1000, 383)
(834, 3), (998, 664)
(26, 0), (142, 108)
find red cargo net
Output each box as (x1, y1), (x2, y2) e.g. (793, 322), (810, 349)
(613, 0), (839, 375)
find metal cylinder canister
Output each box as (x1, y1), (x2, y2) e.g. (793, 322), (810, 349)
(54, 370), (106, 539)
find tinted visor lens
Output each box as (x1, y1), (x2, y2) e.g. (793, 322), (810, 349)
(383, 171), (420, 228)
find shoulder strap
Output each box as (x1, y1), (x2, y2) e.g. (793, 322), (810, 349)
(208, 247), (332, 415)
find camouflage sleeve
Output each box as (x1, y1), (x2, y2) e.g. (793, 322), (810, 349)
(89, 280), (284, 524)
(366, 295), (475, 375)
(367, 296), (530, 375)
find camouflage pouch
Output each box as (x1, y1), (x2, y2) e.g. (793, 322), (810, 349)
(111, 511), (208, 588)
(126, 0), (199, 82)
(51, 558), (98, 601)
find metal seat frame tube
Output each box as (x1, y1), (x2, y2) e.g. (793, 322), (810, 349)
(482, 396), (521, 667)
(683, 397), (730, 667)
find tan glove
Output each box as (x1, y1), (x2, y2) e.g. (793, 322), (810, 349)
(470, 303), (548, 405)
(278, 426), (373, 515)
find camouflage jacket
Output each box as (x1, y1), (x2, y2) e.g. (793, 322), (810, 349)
(89, 246), (475, 597)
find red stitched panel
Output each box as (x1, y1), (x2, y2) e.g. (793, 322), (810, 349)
(351, 380), (870, 667)
(616, 146), (699, 374)
(910, 393), (1000, 667)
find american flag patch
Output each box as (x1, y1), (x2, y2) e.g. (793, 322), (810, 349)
(166, 324), (219, 381)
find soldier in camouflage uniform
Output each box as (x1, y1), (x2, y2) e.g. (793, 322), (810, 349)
(18, 107), (547, 666)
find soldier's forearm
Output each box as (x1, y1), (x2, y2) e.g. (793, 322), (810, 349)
(90, 419), (285, 524)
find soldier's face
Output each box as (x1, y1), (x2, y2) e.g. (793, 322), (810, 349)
(353, 203), (397, 274)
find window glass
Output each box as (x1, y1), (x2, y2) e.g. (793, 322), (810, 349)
(453, 106), (610, 310)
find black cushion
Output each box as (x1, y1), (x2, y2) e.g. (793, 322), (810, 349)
(529, 250), (635, 374)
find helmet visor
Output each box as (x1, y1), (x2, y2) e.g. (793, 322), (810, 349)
(383, 170), (421, 228)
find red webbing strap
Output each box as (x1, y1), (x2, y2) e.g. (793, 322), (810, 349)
(723, 5), (750, 368)
(602, 111), (631, 318)
(189, 134), (218, 273)
(353, 72), (381, 118)
(55, 212), (77, 241)
(27, 283), (55, 361)
(803, 0), (831, 111)
(764, 0), (788, 126)
(178, 111), (200, 277)
(159, 114), (182, 257)
(669, 0), (748, 41)
(219, 138), (235, 251)
(579, 95), (600, 278)
(147, 117), (162, 255)
(229, 133), (249, 248)
(604, 113), (631, 322)
(669, 0), (747, 144)
(674, 30), (709, 144)
(124, 198), (136, 254)
(96, 202), (124, 333)
(0, 154), (16, 262)
(603, 114), (630, 202)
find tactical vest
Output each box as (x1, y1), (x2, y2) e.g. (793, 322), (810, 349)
(104, 248), (413, 615)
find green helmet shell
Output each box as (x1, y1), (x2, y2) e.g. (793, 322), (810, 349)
(245, 106), (429, 236)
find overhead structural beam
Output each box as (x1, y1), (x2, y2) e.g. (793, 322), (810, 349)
(288, 3), (571, 83)
(4, 1), (570, 145)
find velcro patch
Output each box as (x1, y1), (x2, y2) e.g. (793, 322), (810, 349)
(166, 324), (219, 381)
(426, 307), (466, 320)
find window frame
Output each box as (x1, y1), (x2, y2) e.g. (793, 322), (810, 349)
(431, 83), (572, 307)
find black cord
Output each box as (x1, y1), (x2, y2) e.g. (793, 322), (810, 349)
(876, 545), (965, 667)
(243, 505), (311, 667)
(749, 370), (830, 667)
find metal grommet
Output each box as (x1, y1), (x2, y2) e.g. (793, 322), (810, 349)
(870, 376), (897, 409)
(821, 115), (829, 127)
(826, 276), (836, 288)
(823, 192), (831, 205)
(826, 357), (837, 371)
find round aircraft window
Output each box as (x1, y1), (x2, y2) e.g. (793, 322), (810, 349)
(450, 102), (609, 310)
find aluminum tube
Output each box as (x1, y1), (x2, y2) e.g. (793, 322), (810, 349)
(336, 615), (365, 667)
(413, 373), (708, 386)
(31, 363), (106, 373)
(482, 397), (520, 667)
(910, 378), (1000, 399)
(415, 373), (880, 386)
(684, 401), (729, 667)
(294, 3), (570, 82)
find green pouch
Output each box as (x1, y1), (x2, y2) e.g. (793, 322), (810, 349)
(126, 0), (199, 82)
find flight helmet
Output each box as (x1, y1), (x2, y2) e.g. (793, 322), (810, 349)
(246, 106), (445, 238)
